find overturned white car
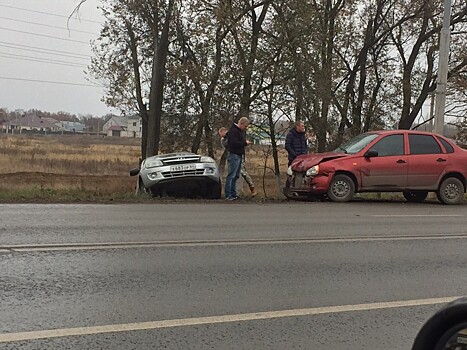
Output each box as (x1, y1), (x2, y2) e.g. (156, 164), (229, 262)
(130, 152), (221, 199)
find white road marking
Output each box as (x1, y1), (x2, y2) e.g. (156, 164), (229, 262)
(0, 296), (459, 343)
(4, 234), (467, 252)
(371, 215), (463, 217)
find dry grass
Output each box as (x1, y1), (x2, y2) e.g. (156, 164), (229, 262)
(0, 134), (289, 200)
(0, 134), (141, 175)
(2, 134), (463, 202)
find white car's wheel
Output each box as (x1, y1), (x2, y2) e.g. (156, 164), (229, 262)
(136, 177), (149, 196)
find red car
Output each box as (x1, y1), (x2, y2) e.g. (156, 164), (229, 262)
(286, 130), (467, 204)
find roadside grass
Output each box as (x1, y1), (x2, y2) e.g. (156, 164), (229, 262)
(1, 134), (465, 203)
(0, 134), (288, 202)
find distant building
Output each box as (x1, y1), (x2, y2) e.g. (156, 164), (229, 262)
(102, 115), (142, 138)
(127, 115), (142, 138)
(1, 114), (60, 133)
(248, 122), (290, 146)
(60, 121), (86, 133)
(251, 131), (287, 146)
(414, 123), (459, 138)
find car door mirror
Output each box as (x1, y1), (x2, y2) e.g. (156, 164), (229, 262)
(364, 150), (378, 158)
(129, 168), (140, 176)
(412, 297), (467, 350)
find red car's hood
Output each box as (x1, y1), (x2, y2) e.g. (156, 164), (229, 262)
(291, 152), (348, 172)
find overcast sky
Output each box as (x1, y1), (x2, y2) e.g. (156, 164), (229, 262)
(0, 0), (114, 117)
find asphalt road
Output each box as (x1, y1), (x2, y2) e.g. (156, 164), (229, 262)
(0, 201), (466, 349)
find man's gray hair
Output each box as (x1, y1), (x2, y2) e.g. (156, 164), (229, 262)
(238, 117), (250, 126)
(295, 120), (304, 128)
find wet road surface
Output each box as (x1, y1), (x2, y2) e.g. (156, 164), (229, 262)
(0, 201), (466, 349)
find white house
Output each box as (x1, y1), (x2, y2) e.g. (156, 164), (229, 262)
(126, 115), (142, 138)
(102, 115), (142, 138)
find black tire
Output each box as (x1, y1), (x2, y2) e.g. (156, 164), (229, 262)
(150, 185), (162, 198)
(136, 177), (149, 196)
(403, 191), (428, 203)
(412, 297), (467, 350)
(327, 174), (355, 202)
(436, 177), (465, 205)
(206, 182), (221, 199)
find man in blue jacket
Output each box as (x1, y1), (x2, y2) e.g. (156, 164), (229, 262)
(285, 121), (307, 166)
(225, 117), (251, 200)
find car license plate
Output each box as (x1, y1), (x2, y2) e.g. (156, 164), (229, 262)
(170, 164), (196, 172)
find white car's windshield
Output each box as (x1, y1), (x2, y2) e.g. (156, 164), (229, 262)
(334, 133), (379, 154)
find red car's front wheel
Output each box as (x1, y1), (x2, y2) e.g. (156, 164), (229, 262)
(327, 174), (355, 202)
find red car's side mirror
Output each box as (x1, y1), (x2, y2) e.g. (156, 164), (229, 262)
(364, 150), (379, 158)
(412, 297), (467, 350)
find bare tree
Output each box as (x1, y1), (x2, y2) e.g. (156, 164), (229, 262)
(86, 0), (175, 158)
(392, 0), (467, 129)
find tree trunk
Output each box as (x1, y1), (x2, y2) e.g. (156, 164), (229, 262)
(267, 90), (282, 196)
(231, 3), (271, 119)
(141, 117), (148, 160)
(188, 26), (225, 154)
(146, 0), (174, 157)
(125, 19), (149, 160)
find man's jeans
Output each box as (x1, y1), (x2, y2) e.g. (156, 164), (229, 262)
(225, 153), (242, 198)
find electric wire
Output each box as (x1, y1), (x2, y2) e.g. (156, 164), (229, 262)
(0, 43), (91, 60)
(0, 26), (91, 44)
(0, 41), (92, 58)
(0, 51), (87, 66)
(0, 76), (105, 87)
(0, 53), (87, 68)
(0, 16), (98, 35)
(0, 4), (103, 24)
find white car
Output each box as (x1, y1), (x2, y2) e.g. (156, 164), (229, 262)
(130, 152), (221, 198)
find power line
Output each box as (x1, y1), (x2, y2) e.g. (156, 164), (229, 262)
(0, 51), (87, 66)
(0, 4), (103, 25)
(0, 16), (99, 35)
(0, 26), (91, 44)
(0, 76), (105, 87)
(0, 53), (87, 68)
(0, 43), (91, 60)
(0, 41), (91, 58)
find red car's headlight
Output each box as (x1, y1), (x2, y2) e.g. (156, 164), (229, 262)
(306, 165), (320, 176)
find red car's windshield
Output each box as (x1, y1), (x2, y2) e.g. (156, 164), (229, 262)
(334, 133), (379, 154)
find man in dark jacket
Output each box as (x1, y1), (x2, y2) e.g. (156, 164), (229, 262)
(285, 121), (307, 165)
(225, 117), (251, 200)
(219, 127), (257, 197)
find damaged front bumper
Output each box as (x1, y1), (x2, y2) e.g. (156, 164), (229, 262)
(286, 172), (331, 197)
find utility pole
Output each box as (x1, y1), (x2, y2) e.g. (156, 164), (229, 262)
(429, 93), (435, 132)
(434, 0), (452, 135)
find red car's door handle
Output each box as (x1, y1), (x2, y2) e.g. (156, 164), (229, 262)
(437, 158), (447, 162)
(396, 159), (406, 164)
